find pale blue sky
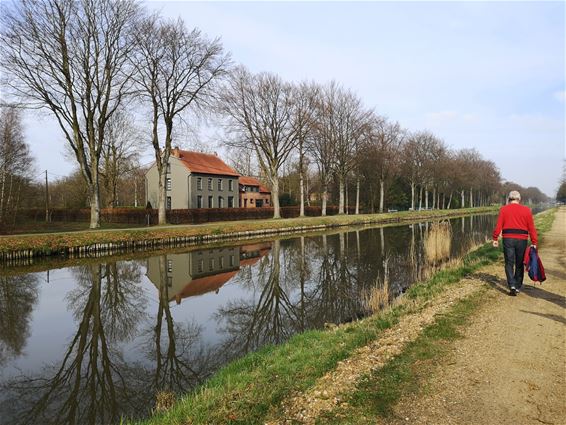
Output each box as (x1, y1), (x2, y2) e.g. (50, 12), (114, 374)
(23, 1), (565, 195)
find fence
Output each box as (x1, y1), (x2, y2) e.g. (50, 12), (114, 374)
(18, 206), (360, 226)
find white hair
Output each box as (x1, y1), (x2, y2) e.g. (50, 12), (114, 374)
(508, 190), (521, 201)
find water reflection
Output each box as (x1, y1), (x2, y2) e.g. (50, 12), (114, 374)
(2, 263), (146, 424)
(0, 214), (498, 424)
(0, 274), (39, 367)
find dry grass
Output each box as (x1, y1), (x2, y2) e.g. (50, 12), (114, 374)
(424, 221), (452, 265)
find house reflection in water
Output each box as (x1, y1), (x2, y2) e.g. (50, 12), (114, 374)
(146, 243), (272, 304)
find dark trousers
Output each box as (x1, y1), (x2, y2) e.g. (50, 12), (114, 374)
(503, 238), (528, 289)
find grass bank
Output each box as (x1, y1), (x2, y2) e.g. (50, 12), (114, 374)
(318, 207), (558, 424)
(0, 206), (497, 261)
(131, 208), (554, 425)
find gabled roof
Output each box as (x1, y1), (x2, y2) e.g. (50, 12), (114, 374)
(239, 176), (271, 194)
(239, 176), (261, 186)
(175, 149), (240, 177)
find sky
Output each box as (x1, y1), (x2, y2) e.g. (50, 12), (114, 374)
(21, 0), (565, 196)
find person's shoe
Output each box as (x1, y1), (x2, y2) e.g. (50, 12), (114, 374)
(510, 286), (517, 296)
(515, 287), (520, 294)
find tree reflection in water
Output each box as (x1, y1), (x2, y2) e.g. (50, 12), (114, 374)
(216, 240), (300, 355)
(0, 274), (39, 367)
(139, 255), (216, 402)
(1, 262), (147, 425)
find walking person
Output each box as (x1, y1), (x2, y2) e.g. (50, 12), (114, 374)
(492, 190), (538, 295)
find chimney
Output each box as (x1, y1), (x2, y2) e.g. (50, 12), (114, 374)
(171, 146), (180, 158)
(213, 151), (218, 156)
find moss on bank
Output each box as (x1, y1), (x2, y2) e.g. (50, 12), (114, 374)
(130, 208), (554, 425)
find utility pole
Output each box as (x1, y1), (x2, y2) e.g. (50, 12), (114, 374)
(45, 170), (49, 222)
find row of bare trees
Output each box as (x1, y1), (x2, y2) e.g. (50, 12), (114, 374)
(221, 72), (507, 217)
(1, 0), (548, 227)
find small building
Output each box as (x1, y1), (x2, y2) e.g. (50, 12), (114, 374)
(145, 148), (240, 209)
(239, 176), (271, 208)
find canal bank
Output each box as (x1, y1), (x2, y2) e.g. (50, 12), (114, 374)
(131, 208), (556, 425)
(0, 207), (497, 262)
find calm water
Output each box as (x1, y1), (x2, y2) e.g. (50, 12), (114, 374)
(0, 214), (498, 424)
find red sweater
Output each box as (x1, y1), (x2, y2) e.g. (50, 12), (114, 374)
(492, 203), (537, 245)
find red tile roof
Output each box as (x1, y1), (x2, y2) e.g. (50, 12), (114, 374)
(239, 176), (261, 186)
(175, 150), (240, 177)
(240, 176), (271, 194)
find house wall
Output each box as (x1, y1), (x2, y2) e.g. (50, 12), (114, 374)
(145, 158), (239, 209)
(239, 186), (271, 208)
(188, 173), (239, 208)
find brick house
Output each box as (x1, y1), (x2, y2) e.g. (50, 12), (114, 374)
(239, 176), (271, 208)
(145, 148), (240, 209)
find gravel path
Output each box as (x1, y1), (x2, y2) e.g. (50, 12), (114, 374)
(389, 207), (566, 425)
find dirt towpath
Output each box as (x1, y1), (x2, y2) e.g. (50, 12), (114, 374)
(390, 207), (566, 425)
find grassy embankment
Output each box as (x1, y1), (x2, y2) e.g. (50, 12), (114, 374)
(320, 207), (557, 424)
(131, 208), (555, 425)
(0, 206), (496, 256)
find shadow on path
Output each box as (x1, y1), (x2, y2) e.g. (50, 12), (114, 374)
(519, 310), (566, 325)
(474, 272), (566, 309)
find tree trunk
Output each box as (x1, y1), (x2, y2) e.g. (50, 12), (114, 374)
(338, 176), (345, 214)
(447, 192), (453, 209)
(322, 182), (328, 216)
(379, 178), (385, 213)
(158, 168), (167, 225)
(355, 177), (360, 215)
(469, 188), (473, 208)
(345, 180), (349, 215)
(418, 186), (423, 210)
(272, 176), (281, 219)
(425, 187), (429, 210)
(89, 185), (101, 229)
(461, 190), (465, 208)
(431, 186), (438, 209)
(299, 151), (305, 217)
(411, 181), (415, 210)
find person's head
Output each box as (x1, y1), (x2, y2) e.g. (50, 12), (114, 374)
(508, 190), (521, 203)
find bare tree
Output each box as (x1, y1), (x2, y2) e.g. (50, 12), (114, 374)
(1, 0), (141, 228)
(322, 82), (369, 214)
(132, 16), (229, 224)
(100, 110), (141, 208)
(0, 106), (34, 226)
(219, 67), (298, 219)
(291, 81), (319, 217)
(363, 116), (404, 213)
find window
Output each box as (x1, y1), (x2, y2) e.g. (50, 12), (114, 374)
(229, 180), (234, 191)
(166, 178), (171, 191)
(218, 178), (223, 191)
(167, 276), (173, 287)
(220, 256), (225, 268)
(197, 177), (202, 190)
(166, 196), (172, 210)
(209, 258), (214, 271)
(198, 259), (204, 273)
(167, 260), (173, 273)
(218, 196), (224, 208)
(197, 195), (203, 208)
(251, 198), (255, 204)
(208, 196), (213, 208)
(229, 255), (235, 267)
(228, 196), (234, 208)
(208, 178), (213, 191)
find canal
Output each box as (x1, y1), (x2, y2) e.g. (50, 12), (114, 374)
(0, 213), (497, 424)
